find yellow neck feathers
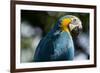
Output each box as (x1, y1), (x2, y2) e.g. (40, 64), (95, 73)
(60, 18), (72, 32)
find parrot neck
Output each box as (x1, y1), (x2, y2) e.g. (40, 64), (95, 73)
(61, 26), (70, 32)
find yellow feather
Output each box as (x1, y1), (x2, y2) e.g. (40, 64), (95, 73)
(60, 18), (72, 32)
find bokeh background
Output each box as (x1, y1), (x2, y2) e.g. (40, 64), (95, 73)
(21, 10), (89, 62)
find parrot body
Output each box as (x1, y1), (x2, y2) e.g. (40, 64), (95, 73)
(34, 30), (74, 62)
(33, 15), (82, 62)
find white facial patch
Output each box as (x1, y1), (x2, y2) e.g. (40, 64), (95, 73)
(69, 15), (82, 31)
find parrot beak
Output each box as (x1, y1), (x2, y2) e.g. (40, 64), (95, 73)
(70, 25), (82, 37)
(69, 23), (82, 37)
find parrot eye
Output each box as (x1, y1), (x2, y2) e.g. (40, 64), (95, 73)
(73, 19), (76, 22)
(72, 19), (78, 25)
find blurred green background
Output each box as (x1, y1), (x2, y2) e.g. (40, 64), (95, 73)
(21, 10), (89, 62)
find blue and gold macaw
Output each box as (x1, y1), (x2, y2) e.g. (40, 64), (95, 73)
(34, 15), (82, 62)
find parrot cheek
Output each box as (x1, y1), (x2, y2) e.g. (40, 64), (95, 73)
(69, 24), (76, 31)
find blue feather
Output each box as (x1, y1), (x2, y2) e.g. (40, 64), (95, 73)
(34, 21), (74, 62)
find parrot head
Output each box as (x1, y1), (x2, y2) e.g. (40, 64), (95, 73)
(59, 15), (82, 36)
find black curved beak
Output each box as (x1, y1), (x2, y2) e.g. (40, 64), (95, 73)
(71, 26), (82, 37)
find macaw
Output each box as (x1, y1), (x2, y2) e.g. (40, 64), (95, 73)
(33, 15), (82, 62)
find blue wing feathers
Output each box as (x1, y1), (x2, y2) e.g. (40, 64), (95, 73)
(34, 30), (74, 62)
